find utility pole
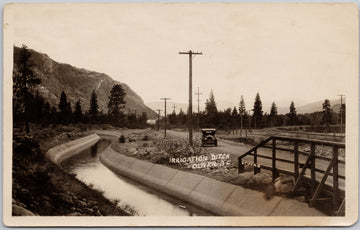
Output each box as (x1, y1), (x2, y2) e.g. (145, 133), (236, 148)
(160, 97), (171, 137)
(156, 109), (162, 131)
(338, 94), (345, 133)
(195, 87), (202, 131)
(179, 50), (203, 146)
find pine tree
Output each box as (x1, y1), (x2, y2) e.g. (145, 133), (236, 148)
(13, 45), (41, 133)
(322, 99), (332, 127)
(177, 109), (187, 126)
(108, 84), (126, 116)
(239, 95), (246, 116)
(205, 90), (218, 127)
(252, 92), (263, 129)
(138, 112), (148, 128)
(288, 101), (298, 126)
(58, 91), (70, 124)
(89, 90), (99, 120)
(339, 104), (346, 128)
(74, 99), (83, 122)
(43, 102), (51, 123)
(270, 102), (278, 126)
(238, 95), (246, 134)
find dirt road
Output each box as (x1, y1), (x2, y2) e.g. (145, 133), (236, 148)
(166, 130), (345, 190)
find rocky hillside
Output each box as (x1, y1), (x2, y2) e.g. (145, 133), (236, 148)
(13, 46), (157, 119)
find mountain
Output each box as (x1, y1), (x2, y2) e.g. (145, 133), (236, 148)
(13, 46), (157, 119)
(296, 98), (345, 114)
(146, 98), (344, 116)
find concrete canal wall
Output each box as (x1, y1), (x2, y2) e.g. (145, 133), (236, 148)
(100, 146), (325, 216)
(46, 134), (101, 165)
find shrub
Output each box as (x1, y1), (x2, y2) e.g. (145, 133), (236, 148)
(13, 135), (42, 160)
(119, 135), (126, 143)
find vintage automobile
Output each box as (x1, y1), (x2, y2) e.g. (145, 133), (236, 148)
(201, 128), (217, 147)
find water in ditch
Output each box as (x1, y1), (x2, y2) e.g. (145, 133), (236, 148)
(61, 138), (212, 216)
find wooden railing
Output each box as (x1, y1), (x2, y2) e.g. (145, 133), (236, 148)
(238, 136), (345, 214)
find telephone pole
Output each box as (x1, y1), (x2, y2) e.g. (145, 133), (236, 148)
(195, 87), (202, 131)
(338, 94), (345, 133)
(160, 97), (171, 137)
(156, 109), (162, 131)
(179, 50), (203, 146)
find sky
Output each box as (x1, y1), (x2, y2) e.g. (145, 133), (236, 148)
(10, 3), (358, 109)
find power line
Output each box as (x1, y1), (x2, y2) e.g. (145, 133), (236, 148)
(179, 50), (203, 146)
(160, 97), (171, 137)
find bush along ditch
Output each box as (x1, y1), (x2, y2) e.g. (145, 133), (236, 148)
(111, 130), (304, 201)
(12, 126), (130, 216)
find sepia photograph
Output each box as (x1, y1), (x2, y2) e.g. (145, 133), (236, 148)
(2, 2), (359, 227)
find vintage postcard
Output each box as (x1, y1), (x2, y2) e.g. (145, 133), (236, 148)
(3, 2), (359, 227)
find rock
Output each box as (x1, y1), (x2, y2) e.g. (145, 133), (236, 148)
(264, 184), (276, 200)
(67, 212), (82, 216)
(128, 147), (137, 154)
(85, 208), (94, 213)
(43, 200), (51, 208)
(274, 176), (295, 193)
(235, 172), (254, 184)
(18, 202), (27, 208)
(20, 188), (29, 194)
(12, 204), (36, 216)
(96, 210), (103, 216)
(253, 173), (272, 185)
(75, 199), (88, 207)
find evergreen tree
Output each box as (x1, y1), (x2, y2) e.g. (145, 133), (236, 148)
(339, 103), (346, 126)
(74, 99), (83, 122)
(239, 95), (246, 115)
(177, 109), (187, 126)
(50, 106), (57, 123)
(238, 95), (246, 133)
(269, 102), (278, 126)
(58, 91), (70, 124)
(138, 112), (148, 128)
(231, 107), (238, 131)
(108, 84), (126, 116)
(33, 91), (45, 121)
(288, 101), (298, 126)
(43, 102), (51, 123)
(252, 92), (263, 129)
(205, 90), (218, 127)
(13, 45), (41, 133)
(169, 110), (177, 126)
(322, 99), (332, 126)
(89, 90), (99, 120)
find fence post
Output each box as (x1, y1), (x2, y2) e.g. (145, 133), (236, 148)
(294, 141), (299, 180)
(238, 157), (244, 174)
(310, 142), (316, 197)
(272, 138), (278, 181)
(333, 146), (339, 211)
(254, 149), (260, 174)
